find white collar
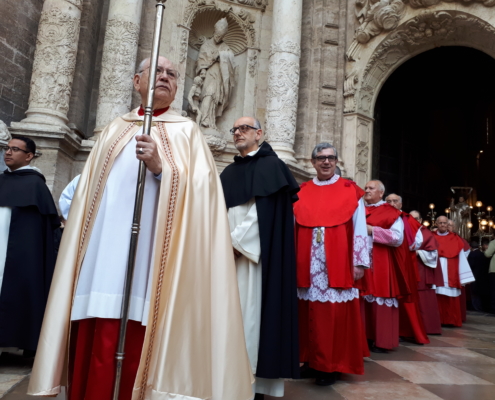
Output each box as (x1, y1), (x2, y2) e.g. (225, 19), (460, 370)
(313, 174), (340, 186)
(243, 147), (261, 157)
(437, 231), (450, 236)
(365, 200), (386, 208)
(7, 165), (33, 172)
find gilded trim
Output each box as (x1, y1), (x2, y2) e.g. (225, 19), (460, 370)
(139, 122), (180, 399)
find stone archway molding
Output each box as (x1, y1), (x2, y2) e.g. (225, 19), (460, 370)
(342, 10), (495, 187)
(356, 10), (495, 117)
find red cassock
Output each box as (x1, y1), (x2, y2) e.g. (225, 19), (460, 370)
(415, 227), (443, 334)
(433, 232), (467, 327)
(398, 213), (430, 344)
(359, 204), (410, 350)
(294, 178), (369, 375)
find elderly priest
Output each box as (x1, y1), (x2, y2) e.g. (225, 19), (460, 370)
(28, 56), (254, 400)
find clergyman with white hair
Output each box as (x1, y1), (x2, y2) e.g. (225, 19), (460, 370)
(28, 56), (253, 400)
(360, 180), (408, 353)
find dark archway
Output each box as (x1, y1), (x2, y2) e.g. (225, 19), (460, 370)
(373, 46), (495, 223)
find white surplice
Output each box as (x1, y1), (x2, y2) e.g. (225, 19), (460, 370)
(228, 148), (284, 398)
(364, 200), (405, 308)
(71, 128), (161, 325)
(435, 231), (475, 297)
(59, 174), (81, 220)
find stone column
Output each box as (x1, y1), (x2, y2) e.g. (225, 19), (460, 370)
(265, 0), (303, 163)
(91, 0), (143, 139)
(12, 0), (83, 133)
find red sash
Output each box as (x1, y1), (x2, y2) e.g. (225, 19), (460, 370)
(401, 213), (422, 283)
(294, 178), (363, 289)
(434, 232), (465, 289)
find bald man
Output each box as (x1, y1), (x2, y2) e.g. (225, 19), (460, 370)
(359, 181), (409, 352)
(433, 216), (474, 327)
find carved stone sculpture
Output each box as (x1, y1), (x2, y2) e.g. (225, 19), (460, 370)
(0, 120), (11, 143)
(450, 196), (471, 240)
(355, 0), (406, 45)
(409, 0), (495, 7)
(193, 18), (236, 134)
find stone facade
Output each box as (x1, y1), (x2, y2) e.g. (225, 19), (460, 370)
(2, 0), (495, 203)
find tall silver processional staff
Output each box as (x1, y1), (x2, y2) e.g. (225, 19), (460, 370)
(113, 1), (167, 399)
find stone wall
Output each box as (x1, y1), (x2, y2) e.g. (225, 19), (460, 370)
(0, 0), (43, 126)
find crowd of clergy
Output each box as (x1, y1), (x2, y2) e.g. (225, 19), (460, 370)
(0, 55), (482, 400)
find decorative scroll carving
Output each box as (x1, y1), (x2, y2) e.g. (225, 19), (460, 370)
(265, 58), (300, 145)
(28, 7), (80, 117)
(96, 19), (140, 127)
(248, 50), (258, 77)
(236, 0), (268, 11)
(357, 11), (495, 114)
(269, 40), (301, 58)
(66, 0), (83, 9)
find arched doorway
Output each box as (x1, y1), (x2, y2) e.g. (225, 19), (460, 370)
(373, 46), (495, 219)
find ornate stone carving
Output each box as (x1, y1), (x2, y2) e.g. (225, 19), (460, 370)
(269, 40), (301, 58)
(265, 58), (300, 145)
(0, 120), (11, 143)
(184, 0), (256, 47)
(344, 70), (359, 113)
(28, 7), (81, 119)
(357, 11), (495, 115)
(203, 134), (227, 157)
(179, 29), (190, 63)
(354, 0), (406, 45)
(248, 50), (258, 77)
(236, 0), (268, 11)
(409, 0), (495, 7)
(66, 0), (83, 8)
(95, 19), (140, 129)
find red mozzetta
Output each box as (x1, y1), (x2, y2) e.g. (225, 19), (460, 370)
(294, 178), (364, 290)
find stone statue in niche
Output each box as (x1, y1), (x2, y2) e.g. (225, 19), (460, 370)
(187, 70), (206, 124)
(192, 18), (235, 135)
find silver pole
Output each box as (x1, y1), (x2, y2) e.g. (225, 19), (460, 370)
(112, 2), (167, 399)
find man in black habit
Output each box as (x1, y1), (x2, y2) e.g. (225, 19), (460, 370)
(220, 116), (300, 399)
(0, 137), (60, 356)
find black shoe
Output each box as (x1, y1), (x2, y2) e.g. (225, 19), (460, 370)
(370, 344), (388, 353)
(315, 371), (337, 386)
(254, 394), (265, 400)
(299, 364), (317, 379)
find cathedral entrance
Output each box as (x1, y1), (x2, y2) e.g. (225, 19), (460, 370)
(373, 46), (495, 228)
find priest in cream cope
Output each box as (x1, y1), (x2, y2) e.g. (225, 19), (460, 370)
(220, 117), (300, 399)
(28, 56), (253, 400)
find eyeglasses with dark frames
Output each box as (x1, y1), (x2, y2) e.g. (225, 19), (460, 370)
(313, 155), (337, 162)
(229, 124), (258, 135)
(2, 145), (30, 154)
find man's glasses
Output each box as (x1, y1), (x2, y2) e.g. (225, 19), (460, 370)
(139, 67), (180, 80)
(230, 124), (258, 135)
(2, 145), (30, 154)
(313, 155), (337, 162)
